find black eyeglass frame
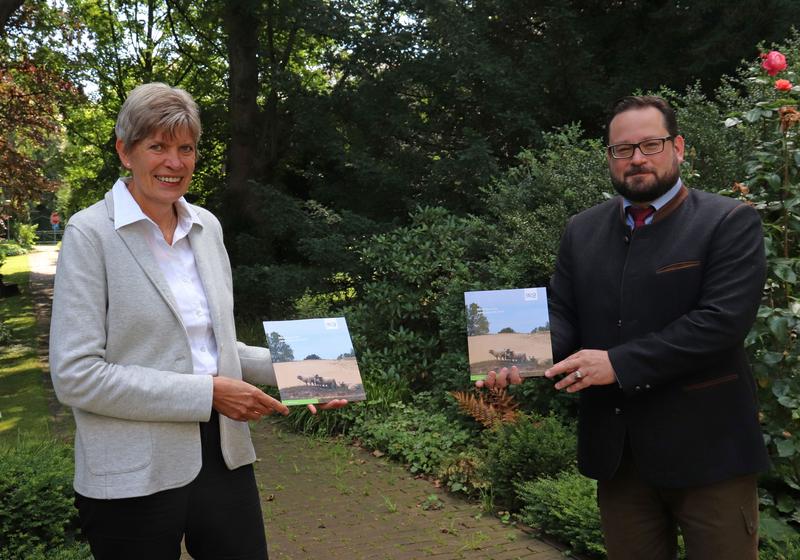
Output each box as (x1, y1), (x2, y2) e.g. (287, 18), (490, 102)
(606, 136), (674, 159)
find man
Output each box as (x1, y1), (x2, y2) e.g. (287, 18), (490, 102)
(483, 96), (768, 559)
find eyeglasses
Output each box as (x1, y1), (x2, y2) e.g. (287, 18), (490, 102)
(607, 136), (674, 159)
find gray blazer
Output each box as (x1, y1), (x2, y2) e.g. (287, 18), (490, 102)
(50, 189), (276, 499)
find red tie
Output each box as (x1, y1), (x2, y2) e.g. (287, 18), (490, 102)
(628, 205), (655, 229)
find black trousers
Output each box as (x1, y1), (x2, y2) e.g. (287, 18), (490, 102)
(75, 412), (268, 560)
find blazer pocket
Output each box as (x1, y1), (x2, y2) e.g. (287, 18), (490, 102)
(683, 373), (739, 392)
(82, 416), (153, 475)
(656, 260), (701, 274)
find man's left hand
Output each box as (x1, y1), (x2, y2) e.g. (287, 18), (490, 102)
(545, 349), (617, 393)
(307, 399), (348, 414)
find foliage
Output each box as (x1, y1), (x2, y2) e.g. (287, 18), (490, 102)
(760, 529), (800, 560)
(16, 223), (38, 249)
(450, 387), (519, 428)
(350, 401), (474, 475)
(436, 447), (490, 498)
(0, 542), (93, 560)
(0, 440), (83, 559)
(482, 125), (610, 287)
(708, 34), (800, 534)
(516, 471), (605, 558)
(346, 206), (510, 393)
(481, 413), (577, 510)
(0, 240), (27, 257)
(0, 60), (72, 221)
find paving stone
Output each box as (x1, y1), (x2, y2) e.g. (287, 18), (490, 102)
(252, 420), (571, 559)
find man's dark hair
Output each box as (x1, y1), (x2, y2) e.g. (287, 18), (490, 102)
(604, 95), (679, 144)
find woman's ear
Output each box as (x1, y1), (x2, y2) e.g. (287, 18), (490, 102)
(115, 138), (129, 168)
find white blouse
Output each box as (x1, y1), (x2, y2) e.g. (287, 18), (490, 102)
(112, 179), (219, 375)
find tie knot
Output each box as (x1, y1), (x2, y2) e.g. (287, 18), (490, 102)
(628, 205), (655, 229)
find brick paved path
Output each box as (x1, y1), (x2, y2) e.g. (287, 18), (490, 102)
(252, 420), (568, 560)
(30, 244), (569, 560)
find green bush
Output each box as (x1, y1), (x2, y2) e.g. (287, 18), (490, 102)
(0, 240), (28, 257)
(0, 440), (82, 558)
(481, 413), (577, 510)
(16, 223), (39, 249)
(1, 542), (93, 560)
(436, 447), (489, 498)
(350, 401), (473, 474)
(345, 206), (513, 394)
(516, 471), (605, 558)
(761, 533), (800, 560)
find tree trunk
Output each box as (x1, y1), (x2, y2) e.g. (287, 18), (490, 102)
(222, 0), (262, 232)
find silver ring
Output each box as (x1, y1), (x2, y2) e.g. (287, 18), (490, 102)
(574, 370), (583, 380)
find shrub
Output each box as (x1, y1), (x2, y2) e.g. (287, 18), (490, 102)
(713, 34), (800, 532)
(0, 439), (82, 558)
(16, 223), (39, 249)
(0, 240), (28, 257)
(436, 447), (489, 498)
(516, 471), (605, 558)
(481, 413), (576, 509)
(1, 542), (93, 560)
(761, 533), (800, 560)
(345, 206), (515, 394)
(350, 401), (473, 475)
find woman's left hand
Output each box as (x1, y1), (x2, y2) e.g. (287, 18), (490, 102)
(307, 399), (348, 414)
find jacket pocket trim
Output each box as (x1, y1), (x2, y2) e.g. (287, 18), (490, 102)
(683, 373), (739, 392)
(656, 260), (701, 274)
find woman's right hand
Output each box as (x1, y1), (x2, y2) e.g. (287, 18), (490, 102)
(212, 376), (290, 421)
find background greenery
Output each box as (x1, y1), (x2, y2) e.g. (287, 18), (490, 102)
(2, 2), (800, 558)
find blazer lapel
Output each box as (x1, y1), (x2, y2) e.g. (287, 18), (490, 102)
(104, 192), (182, 320)
(188, 221), (223, 340)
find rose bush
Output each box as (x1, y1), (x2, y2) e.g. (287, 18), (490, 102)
(722, 44), (800, 546)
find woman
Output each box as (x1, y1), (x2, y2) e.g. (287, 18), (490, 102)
(50, 82), (344, 560)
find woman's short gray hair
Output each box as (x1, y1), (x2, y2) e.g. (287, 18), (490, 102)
(115, 83), (201, 151)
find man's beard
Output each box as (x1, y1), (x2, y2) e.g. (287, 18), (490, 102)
(610, 164), (680, 203)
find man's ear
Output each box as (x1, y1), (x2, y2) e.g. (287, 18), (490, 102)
(673, 135), (685, 164)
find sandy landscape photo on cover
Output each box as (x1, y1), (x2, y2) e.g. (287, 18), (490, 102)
(264, 317), (366, 404)
(465, 288), (553, 378)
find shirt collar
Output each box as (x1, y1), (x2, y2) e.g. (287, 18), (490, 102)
(112, 178), (202, 232)
(622, 178), (683, 212)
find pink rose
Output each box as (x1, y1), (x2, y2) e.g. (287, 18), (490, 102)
(762, 50), (788, 76)
(775, 79), (793, 91)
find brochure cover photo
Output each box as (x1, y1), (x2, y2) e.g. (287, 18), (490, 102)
(464, 287), (553, 381)
(263, 317), (366, 406)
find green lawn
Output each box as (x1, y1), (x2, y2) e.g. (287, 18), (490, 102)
(0, 253), (52, 446)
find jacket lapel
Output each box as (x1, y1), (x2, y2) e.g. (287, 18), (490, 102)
(188, 221), (222, 339)
(104, 191), (182, 320)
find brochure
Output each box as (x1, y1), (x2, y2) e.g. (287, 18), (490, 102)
(464, 287), (554, 381)
(262, 317), (366, 406)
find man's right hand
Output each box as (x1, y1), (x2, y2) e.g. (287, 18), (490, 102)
(212, 376), (289, 421)
(475, 366), (522, 389)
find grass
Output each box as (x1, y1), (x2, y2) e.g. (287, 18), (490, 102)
(0, 253), (51, 446)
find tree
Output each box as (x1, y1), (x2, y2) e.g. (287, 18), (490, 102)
(466, 303), (489, 336)
(0, 0), (23, 32)
(498, 327), (515, 334)
(267, 331), (294, 362)
(304, 354), (321, 360)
